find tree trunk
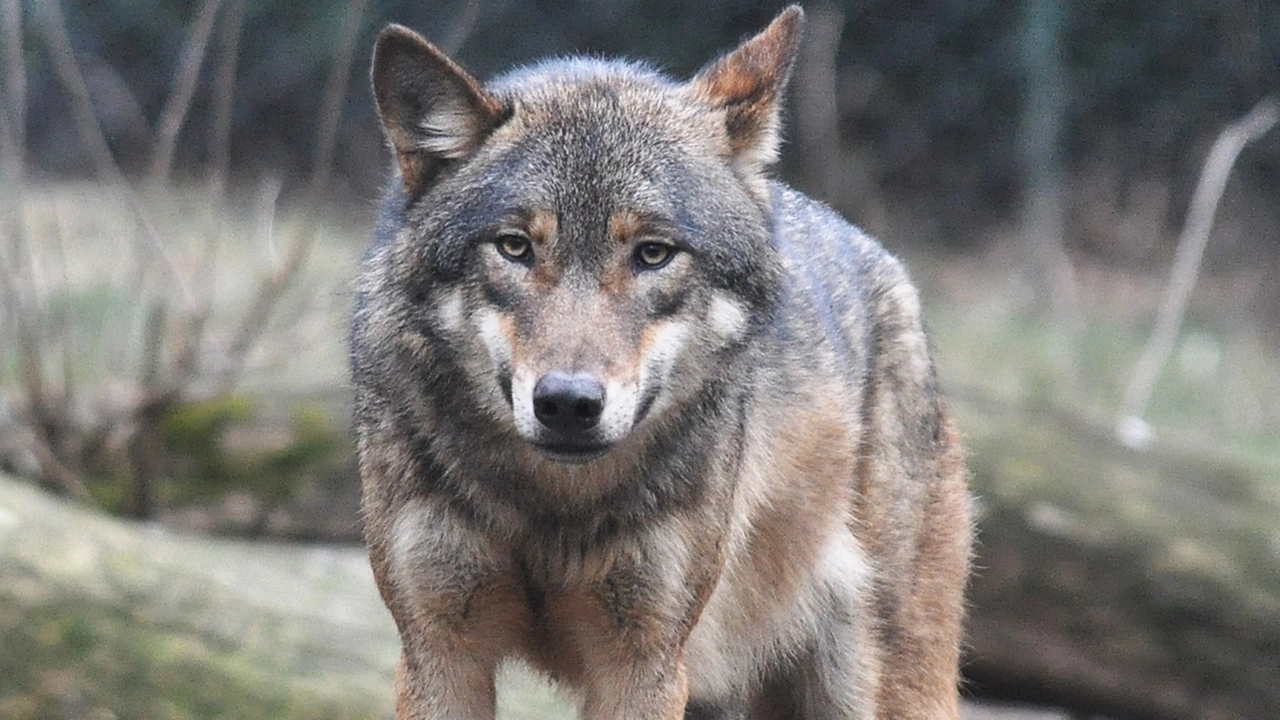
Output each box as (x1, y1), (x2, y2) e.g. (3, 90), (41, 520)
(1016, 0), (1073, 318)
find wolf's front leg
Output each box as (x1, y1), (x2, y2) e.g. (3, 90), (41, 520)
(393, 647), (496, 720)
(387, 566), (527, 720)
(371, 499), (527, 720)
(570, 532), (724, 720)
(581, 654), (690, 720)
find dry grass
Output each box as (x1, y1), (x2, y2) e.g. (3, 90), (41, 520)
(6, 182), (360, 390)
(913, 246), (1280, 465)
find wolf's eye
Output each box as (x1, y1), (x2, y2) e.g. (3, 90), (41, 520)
(634, 242), (675, 270)
(495, 233), (533, 263)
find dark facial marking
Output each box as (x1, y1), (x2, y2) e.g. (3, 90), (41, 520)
(650, 287), (688, 319)
(480, 277), (519, 310)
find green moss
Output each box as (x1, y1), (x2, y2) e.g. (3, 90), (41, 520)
(155, 396), (344, 511)
(161, 396), (257, 452)
(159, 395), (258, 501)
(255, 403), (344, 507)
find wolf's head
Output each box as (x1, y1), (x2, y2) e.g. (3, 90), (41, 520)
(367, 8), (802, 464)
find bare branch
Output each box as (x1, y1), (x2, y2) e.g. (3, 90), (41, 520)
(125, 300), (170, 519)
(1117, 96), (1279, 447)
(36, 0), (193, 307)
(29, 431), (92, 502)
(47, 208), (76, 422)
(208, 0), (245, 198)
(82, 53), (156, 149)
(0, 0), (29, 362)
(0, 240), (47, 424)
(149, 0), (225, 184)
(0, 2), (45, 439)
(0, 202), (39, 411)
(163, 0), (246, 397)
(793, 3), (845, 206)
(8, 0), (379, 513)
(217, 220), (308, 393)
(37, 0), (122, 182)
(1018, 0), (1073, 320)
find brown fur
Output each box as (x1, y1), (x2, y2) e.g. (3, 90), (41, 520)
(353, 6), (971, 719)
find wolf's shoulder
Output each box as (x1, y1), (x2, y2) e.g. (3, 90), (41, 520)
(769, 183), (909, 291)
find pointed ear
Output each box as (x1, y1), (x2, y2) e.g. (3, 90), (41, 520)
(688, 6), (804, 174)
(371, 25), (507, 194)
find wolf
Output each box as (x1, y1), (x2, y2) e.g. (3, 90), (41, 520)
(351, 6), (971, 719)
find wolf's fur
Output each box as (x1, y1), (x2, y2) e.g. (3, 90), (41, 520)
(352, 6), (971, 719)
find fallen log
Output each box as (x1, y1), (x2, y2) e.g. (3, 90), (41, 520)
(959, 398), (1280, 720)
(0, 475), (567, 719)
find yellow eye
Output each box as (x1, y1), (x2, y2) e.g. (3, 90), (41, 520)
(634, 242), (674, 269)
(496, 233), (532, 262)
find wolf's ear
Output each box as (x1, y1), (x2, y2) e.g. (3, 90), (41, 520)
(371, 25), (507, 194)
(689, 6), (804, 176)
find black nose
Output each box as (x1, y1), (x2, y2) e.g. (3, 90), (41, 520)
(533, 372), (604, 432)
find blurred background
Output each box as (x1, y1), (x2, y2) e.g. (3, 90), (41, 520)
(1, 1), (1277, 719)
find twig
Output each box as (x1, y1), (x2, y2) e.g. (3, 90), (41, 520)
(1116, 96), (1279, 448)
(148, 0), (224, 184)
